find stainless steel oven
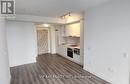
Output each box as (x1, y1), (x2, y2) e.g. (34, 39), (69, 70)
(67, 48), (73, 58)
(74, 48), (80, 55)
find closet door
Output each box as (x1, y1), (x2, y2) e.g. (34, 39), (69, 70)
(37, 29), (49, 55)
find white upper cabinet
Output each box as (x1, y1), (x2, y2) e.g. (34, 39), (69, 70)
(65, 22), (80, 37)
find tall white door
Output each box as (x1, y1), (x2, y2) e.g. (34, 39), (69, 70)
(37, 29), (49, 55)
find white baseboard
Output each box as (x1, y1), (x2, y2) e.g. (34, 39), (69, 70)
(10, 59), (36, 67)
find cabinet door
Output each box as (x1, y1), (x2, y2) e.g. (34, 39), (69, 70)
(65, 22), (80, 37)
(58, 45), (67, 56)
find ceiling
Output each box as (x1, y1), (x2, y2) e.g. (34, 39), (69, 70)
(15, 0), (111, 17)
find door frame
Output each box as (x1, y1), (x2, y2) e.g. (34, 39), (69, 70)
(36, 27), (51, 55)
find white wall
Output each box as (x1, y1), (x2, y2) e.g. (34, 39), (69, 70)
(0, 18), (10, 84)
(50, 26), (56, 54)
(80, 19), (84, 65)
(84, 0), (130, 84)
(6, 21), (37, 67)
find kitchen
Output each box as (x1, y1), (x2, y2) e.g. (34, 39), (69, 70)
(2, 0), (129, 84)
(55, 14), (84, 65)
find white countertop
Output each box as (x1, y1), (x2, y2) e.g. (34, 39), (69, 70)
(61, 44), (80, 49)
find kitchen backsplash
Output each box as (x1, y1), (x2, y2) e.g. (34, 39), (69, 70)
(63, 37), (80, 45)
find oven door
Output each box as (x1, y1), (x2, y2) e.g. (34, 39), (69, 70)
(67, 48), (73, 58)
(74, 48), (80, 55)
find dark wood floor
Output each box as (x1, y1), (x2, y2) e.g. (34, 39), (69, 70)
(10, 54), (110, 84)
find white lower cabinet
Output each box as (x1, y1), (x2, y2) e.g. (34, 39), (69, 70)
(57, 45), (67, 57)
(73, 53), (82, 65)
(57, 45), (82, 65)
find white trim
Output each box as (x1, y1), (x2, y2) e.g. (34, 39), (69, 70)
(48, 28), (51, 53)
(10, 59), (36, 67)
(80, 19), (84, 67)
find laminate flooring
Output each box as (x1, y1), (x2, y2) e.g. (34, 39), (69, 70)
(10, 54), (110, 84)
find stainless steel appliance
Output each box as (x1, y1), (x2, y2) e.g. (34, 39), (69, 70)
(74, 48), (80, 55)
(67, 48), (73, 58)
